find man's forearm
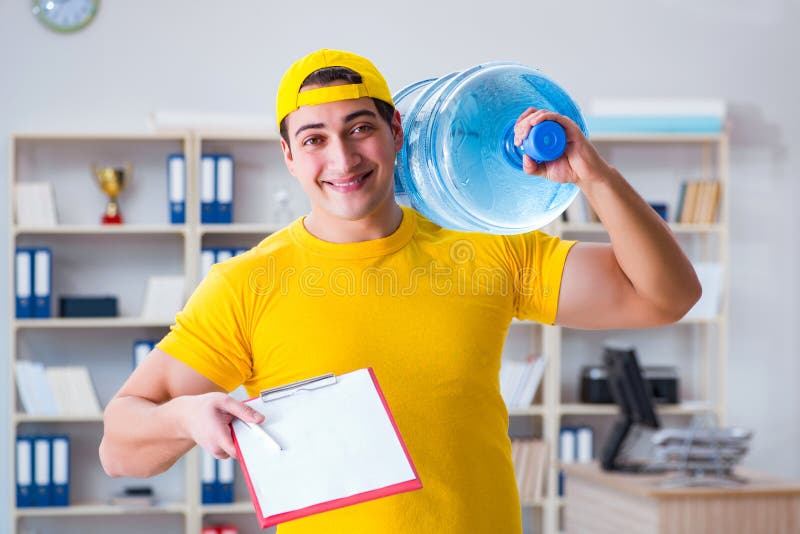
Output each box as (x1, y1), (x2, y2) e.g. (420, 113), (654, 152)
(581, 166), (701, 317)
(100, 395), (195, 478)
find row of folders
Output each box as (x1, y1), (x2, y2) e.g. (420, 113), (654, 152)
(167, 153), (235, 224)
(16, 435), (70, 507)
(13, 243), (248, 319)
(201, 449), (235, 504)
(15, 248), (51, 318)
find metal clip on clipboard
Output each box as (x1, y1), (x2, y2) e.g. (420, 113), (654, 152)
(259, 373), (338, 403)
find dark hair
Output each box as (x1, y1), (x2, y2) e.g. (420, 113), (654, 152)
(279, 66), (395, 146)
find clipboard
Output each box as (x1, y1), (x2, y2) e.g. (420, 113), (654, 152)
(230, 368), (422, 528)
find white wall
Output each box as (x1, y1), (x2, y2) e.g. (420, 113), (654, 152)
(1, 0), (798, 522)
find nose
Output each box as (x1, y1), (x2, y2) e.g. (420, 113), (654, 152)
(326, 137), (361, 174)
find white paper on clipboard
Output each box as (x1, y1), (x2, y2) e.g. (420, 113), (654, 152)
(230, 367), (422, 527)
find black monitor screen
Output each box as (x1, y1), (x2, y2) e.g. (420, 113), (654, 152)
(604, 345), (660, 429)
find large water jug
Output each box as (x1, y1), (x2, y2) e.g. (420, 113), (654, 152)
(393, 62), (589, 234)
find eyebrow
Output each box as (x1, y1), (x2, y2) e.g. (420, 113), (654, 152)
(293, 109), (378, 138)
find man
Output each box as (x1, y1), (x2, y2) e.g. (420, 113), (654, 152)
(100, 49), (700, 533)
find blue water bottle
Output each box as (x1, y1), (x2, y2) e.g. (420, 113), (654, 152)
(394, 62), (588, 234)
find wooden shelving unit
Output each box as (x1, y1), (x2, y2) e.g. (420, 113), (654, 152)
(8, 130), (728, 534)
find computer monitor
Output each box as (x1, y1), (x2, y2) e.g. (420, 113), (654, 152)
(600, 344), (661, 471)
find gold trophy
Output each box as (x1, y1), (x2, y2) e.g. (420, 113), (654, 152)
(93, 163), (131, 224)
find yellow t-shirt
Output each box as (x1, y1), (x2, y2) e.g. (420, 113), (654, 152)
(158, 206), (575, 534)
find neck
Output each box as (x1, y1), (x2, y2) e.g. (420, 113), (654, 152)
(303, 203), (404, 243)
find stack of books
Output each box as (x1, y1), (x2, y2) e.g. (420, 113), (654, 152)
(499, 355), (548, 409)
(676, 180), (722, 224)
(15, 362), (102, 416)
(511, 439), (548, 502)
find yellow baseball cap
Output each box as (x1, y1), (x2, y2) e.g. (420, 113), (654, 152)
(276, 49), (394, 130)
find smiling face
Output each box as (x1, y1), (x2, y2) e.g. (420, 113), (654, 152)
(281, 92), (404, 241)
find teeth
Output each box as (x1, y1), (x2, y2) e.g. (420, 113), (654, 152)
(328, 175), (364, 187)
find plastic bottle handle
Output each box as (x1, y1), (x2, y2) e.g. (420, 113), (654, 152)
(523, 120), (567, 164)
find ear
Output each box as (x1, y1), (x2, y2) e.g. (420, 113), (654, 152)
(391, 109), (404, 152)
(280, 139), (296, 176)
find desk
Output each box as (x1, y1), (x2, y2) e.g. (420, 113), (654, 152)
(563, 462), (800, 534)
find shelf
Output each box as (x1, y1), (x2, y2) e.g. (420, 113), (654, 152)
(12, 132), (189, 141)
(200, 501), (255, 515)
(15, 413), (103, 424)
(589, 132), (724, 143)
(14, 225), (186, 236)
(200, 223), (284, 235)
(520, 499), (547, 507)
(509, 405), (545, 416)
(559, 402), (715, 416)
(196, 130), (282, 141)
(560, 222), (723, 234)
(520, 498), (565, 508)
(14, 502), (187, 517)
(511, 319), (541, 325)
(13, 318), (173, 329)
(677, 315), (724, 325)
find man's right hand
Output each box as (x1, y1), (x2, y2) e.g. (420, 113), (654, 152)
(101, 349), (261, 478)
(182, 392), (265, 459)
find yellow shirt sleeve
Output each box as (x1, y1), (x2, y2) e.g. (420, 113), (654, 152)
(156, 266), (252, 391)
(506, 231), (576, 324)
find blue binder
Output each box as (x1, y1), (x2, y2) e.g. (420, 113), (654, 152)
(167, 154), (186, 224)
(214, 249), (234, 264)
(201, 449), (217, 504)
(201, 154), (217, 224)
(51, 435), (70, 506)
(200, 248), (216, 280)
(16, 436), (34, 507)
(215, 154), (234, 224)
(216, 458), (234, 503)
(15, 249), (33, 318)
(33, 436), (52, 506)
(32, 248), (52, 318)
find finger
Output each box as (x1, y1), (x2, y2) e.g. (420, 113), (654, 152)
(514, 109), (550, 146)
(210, 445), (231, 460)
(222, 396), (264, 424)
(220, 438), (239, 460)
(525, 110), (583, 139)
(213, 428), (239, 459)
(514, 107), (540, 126)
(522, 155), (546, 176)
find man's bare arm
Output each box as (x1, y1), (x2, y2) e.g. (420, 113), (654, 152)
(99, 348), (263, 478)
(514, 109), (701, 329)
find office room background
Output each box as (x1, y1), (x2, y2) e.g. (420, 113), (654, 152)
(1, 0), (798, 530)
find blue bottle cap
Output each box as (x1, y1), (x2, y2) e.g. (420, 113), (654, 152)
(523, 120), (567, 163)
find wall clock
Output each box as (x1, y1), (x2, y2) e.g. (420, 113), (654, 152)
(32, 0), (99, 33)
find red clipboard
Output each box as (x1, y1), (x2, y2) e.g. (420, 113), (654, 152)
(231, 368), (422, 528)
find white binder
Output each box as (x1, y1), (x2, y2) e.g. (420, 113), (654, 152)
(33, 436), (51, 505)
(215, 155), (234, 223)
